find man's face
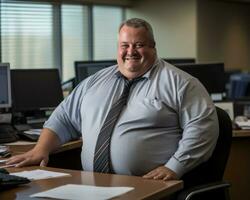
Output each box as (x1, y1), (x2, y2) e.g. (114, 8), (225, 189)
(117, 25), (156, 80)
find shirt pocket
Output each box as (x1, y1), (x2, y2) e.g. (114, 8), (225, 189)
(127, 98), (179, 128)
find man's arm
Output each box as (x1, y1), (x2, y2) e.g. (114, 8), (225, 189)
(6, 128), (61, 167)
(6, 78), (91, 167)
(144, 77), (218, 181)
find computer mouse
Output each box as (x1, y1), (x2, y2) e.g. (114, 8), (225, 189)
(0, 168), (9, 174)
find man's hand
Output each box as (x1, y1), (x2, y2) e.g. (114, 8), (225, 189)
(6, 148), (49, 167)
(143, 166), (178, 181)
(6, 128), (61, 168)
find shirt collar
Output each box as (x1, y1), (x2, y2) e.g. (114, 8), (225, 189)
(143, 57), (159, 79)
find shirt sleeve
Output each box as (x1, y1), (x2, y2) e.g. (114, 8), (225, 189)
(43, 79), (89, 144)
(165, 77), (219, 178)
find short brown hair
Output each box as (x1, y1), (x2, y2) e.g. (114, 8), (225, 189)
(119, 18), (155, 47)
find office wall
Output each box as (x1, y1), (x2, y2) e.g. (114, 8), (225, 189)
(126, 0), (197, 59)
(126, 0), (250, 71)
(197, 0), (250, 71)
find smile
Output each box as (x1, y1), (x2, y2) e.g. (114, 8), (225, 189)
(125, 57), (140, 60)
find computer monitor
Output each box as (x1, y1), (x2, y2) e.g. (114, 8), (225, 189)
(11, 69), (63, 113)
(175, 63), (225, 100)
(75, 60), (117, 84)
(228, 73), (250, 100)
(0, 63), (11, 109)
(224, 69), (242, 99)
(164, 58), (195, 64)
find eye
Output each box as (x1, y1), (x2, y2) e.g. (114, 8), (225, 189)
(135, 43), (144, 49)
(120, 44), (129, 49)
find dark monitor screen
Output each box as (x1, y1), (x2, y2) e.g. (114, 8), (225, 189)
(228, 73), (250, 100)
(175, 63), (225, 96)
(164, 58), (195, 64)
(11, 69), (63, 112)
(75, 60), (117, 84)
(0, 63), (11, 108)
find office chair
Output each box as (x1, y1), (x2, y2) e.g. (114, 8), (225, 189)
(177, 106), (232, 200)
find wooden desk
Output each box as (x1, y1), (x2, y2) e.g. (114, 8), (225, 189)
(224, 130), (250, 200)
(0, 166), (183, 200)
(232, 129), (250, 137)
(4, 140), (83, 170)
(6, 139), (82, 155)
(6, 130), (250, 200)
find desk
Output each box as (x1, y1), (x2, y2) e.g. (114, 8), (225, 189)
(224, 130), (250, 200)
(0, 166), (183, 200)
(232, 129), (250, 137)
(5, 140), (83, 170)
(6, 139), (82, 155)
(6, 130), (250, 200)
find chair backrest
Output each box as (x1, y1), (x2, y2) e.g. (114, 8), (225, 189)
(181, 106), (232, 188)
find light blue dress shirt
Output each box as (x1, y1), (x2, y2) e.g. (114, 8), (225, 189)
(44, 58), (219, 178)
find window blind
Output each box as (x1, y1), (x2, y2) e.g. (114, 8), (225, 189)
(1, 1), (124, 82)
(1, 1), (54, 69)
(62, 4), (89, 81)
(93, 6), (123, 60)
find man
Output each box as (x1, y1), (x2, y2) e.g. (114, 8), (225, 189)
(7, 18), (218, 181)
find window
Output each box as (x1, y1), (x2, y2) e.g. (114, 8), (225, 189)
(1, 1), (54, 69)
(0, 1), (124, 81)
(93, 6), (123, 60)
(62, 5), (89, 81)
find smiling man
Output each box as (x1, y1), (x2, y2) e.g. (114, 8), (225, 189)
(117, 21), (156, 80)
(7, 18), (218, 181)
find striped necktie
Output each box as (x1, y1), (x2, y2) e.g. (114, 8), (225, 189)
(93, 77), (141, 173)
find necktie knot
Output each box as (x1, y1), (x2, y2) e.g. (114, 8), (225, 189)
(124, 76), (144, 90)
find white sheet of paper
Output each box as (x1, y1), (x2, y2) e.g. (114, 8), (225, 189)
(10, 169), (71, 180)
(30, 184), (134, 200)
(0, 145), (8, 153)
(0, 159), (7, 163)
(236, 120), (250, 128)
(23, 129), (42, 135)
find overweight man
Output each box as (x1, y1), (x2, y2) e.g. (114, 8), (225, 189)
(7, 18), (219, 181)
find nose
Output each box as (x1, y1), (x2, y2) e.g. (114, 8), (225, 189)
(127, 45), (136, 55)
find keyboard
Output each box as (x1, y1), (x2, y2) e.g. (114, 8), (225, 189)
(0, 125), (19, 144)
(0, 168), (30, 190)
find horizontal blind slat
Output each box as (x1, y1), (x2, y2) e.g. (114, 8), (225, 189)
(1, 2), (55, 69)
